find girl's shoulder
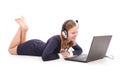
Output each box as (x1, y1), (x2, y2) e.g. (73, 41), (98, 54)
(46, 35), (61, 44)
(50, 35), (60, 40)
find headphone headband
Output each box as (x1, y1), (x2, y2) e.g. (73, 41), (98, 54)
(62, 20), (78, 31)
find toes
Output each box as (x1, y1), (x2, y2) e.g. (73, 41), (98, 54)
(15, 18), (21, 22)
(21, 16), (25, 21)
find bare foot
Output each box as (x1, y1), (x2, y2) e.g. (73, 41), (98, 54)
(15, 16), (29, 32)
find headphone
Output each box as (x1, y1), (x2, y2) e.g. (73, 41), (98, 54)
(61, 20), (78, 39)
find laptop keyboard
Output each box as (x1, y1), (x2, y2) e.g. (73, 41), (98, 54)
(65, 54), (88, 61)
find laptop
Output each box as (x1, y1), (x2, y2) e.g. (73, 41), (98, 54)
(64, 35), (112, 62)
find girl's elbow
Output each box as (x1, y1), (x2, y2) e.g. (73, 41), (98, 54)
(42, 55), (48, 61)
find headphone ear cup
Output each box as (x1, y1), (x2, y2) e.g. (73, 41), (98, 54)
(62, 30), (68, 39)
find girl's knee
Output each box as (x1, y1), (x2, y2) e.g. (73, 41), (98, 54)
(8, 48), (17, 55)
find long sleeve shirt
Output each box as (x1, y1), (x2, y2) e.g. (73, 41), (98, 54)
(41, 35), (83, 61)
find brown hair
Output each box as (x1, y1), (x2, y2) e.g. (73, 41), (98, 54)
(60, 20), (77, 49)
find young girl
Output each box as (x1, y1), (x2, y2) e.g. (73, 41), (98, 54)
(8, 16), (83, 61)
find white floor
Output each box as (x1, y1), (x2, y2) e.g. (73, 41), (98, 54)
(0, 53), (118, 80)
(0, 39), (120, 80)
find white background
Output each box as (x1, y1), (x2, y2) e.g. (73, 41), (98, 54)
(0, 0), (120, 80)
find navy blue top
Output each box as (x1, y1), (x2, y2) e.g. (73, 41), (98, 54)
(17, 35), (83, 61)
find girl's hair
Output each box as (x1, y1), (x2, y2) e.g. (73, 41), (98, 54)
(60, 19), (77, 49)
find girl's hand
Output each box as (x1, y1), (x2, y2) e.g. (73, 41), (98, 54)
(60, 50), (70, 58)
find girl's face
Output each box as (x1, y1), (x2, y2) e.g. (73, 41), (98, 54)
(68, 26), (78, 41)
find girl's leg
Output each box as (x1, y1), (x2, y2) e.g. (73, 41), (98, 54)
(8, 16), (28, 55)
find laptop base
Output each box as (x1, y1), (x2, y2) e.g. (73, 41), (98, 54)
(64, 54), (88, 62)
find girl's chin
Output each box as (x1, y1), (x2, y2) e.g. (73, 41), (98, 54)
(71, 39), (76, 41)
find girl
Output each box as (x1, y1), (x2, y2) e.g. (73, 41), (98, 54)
(8, 16), (83, 61)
